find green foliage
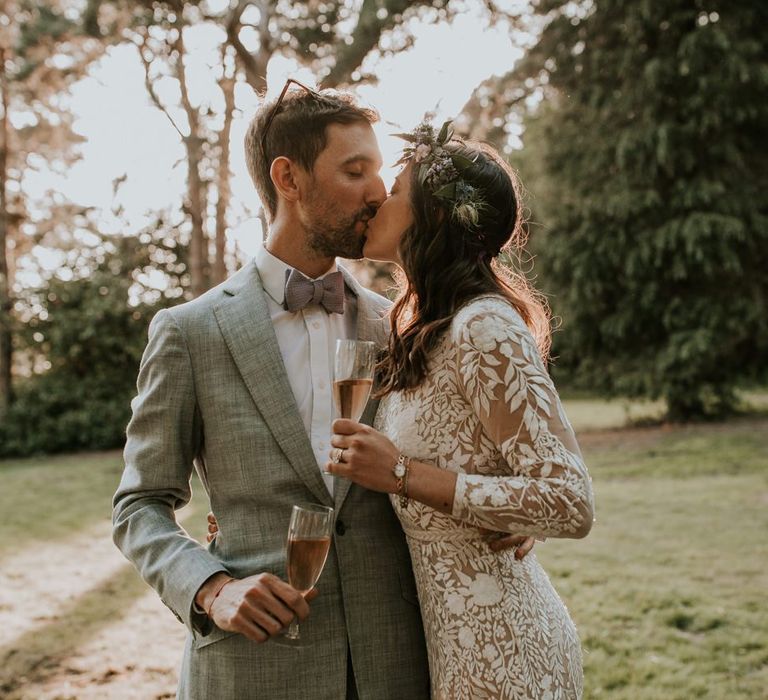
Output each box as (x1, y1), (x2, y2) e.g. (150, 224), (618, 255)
(515, 0), (768, 420)
(0, 230), (186, 457)
(0, 372), (133, 456)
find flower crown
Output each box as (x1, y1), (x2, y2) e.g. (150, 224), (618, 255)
(393, 119), (498, 233)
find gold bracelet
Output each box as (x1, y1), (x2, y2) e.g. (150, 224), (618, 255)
(400, 460), (411, 509)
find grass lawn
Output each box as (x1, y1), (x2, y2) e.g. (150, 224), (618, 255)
(562, 389), (768, 432)
(0, 451), (208, 560)
(0, 411), (766, 697)
(539, 416), (768, 699)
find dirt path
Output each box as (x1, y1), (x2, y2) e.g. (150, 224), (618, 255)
(0, 522), (187, 699)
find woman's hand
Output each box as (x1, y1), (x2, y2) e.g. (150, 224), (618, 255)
(326, 419), (401, 493)
(206, 512), (218, 543)
(480, 530), (537, 558)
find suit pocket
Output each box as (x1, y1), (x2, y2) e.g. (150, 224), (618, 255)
(193, 624), (239, 650)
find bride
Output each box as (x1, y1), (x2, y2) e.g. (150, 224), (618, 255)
(326, 121), (594, 700)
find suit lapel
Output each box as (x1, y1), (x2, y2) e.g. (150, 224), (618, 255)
(213, 262), (333, 506)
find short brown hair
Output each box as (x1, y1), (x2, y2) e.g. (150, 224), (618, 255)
(244, 87), (379, 221)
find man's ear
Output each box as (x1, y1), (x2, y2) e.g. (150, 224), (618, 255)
(270, 156), (304, 204)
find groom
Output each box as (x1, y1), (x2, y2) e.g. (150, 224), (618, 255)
(113, 80), (530, 699)
(113, 81), (429, 699)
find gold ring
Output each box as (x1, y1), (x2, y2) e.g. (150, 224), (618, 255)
(331, 448), (343, 464)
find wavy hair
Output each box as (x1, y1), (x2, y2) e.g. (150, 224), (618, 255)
(376, 140), (551, 395)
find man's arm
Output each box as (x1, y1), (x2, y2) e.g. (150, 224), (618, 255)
(112, 309), (227, 634)
(113, 309), (317, 641)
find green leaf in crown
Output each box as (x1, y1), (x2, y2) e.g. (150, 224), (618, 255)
(450, 153), (476, 172)
(436, 120), (454, 145)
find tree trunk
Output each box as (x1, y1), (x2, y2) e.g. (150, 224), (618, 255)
(225, 0), (272, 94)
(213, 64), (235, 285)
(175, 28), (209, 297)
(0, 50), (12, 420)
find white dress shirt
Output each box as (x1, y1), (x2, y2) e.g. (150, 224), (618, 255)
(254, 245), (355, 494)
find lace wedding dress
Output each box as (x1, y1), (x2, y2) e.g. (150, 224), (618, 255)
(375, 296), (594, 700)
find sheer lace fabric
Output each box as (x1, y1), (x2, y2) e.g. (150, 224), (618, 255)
(375, 296), (594, 699)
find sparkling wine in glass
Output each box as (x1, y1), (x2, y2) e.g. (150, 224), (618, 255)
(333, 339), (376, 422)
(281, 503), (334, 644)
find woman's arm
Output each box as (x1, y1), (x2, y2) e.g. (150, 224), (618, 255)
(449, 304), (594, 538)
(328, 302), (594, 540)
(326, 424), (536, 555)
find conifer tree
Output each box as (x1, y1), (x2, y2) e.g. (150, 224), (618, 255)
(508, 0), (768, 419)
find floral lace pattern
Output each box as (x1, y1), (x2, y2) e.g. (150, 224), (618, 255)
(375, 296), (594, 699)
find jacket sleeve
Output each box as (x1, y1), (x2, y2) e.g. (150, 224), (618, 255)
(450, 301), (594, 539)
(112, 309), (227, 634)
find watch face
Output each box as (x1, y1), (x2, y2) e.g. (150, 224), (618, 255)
(394, 464), (406, 478)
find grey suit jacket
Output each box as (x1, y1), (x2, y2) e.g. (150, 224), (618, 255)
(112, 261), (429, 699)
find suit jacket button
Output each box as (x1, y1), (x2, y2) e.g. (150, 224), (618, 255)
(335, 519), (346, 536)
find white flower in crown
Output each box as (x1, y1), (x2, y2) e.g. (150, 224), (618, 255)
(414, 143), (431, 163)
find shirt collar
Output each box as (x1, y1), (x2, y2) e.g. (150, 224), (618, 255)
(254, 245), (338, 306)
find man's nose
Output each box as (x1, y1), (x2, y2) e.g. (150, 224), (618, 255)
(366, 174), (387, 210)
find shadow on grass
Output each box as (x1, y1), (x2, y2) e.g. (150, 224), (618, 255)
(0, 563), (155, 696)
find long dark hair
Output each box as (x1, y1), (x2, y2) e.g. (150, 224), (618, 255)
(376, 140), (551, 395)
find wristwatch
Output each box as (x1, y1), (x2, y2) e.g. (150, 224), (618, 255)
(393, 454), (411, 508)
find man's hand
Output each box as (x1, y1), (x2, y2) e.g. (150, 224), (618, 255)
(196, 572), (317, 643)
(480, 531), (536, 559)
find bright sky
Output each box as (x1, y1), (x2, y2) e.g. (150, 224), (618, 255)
(30, 7), (527, 267)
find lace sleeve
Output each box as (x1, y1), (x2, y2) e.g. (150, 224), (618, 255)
(451, 299), (594, 539)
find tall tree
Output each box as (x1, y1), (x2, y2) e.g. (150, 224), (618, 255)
(0, 45), (10, 422)
(0, 0), (106, 419)
(213, 45), (237, 285)
(499, 0), (768, 419)
(94, 0), (520, 298)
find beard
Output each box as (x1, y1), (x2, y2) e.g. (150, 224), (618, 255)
(303, 198), (374, 260)
(306, 210), (371, 259)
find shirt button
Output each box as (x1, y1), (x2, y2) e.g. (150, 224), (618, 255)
(318, 381), (326, 390)
(312, 321), (321, 329)
(318, 442), (325, 450)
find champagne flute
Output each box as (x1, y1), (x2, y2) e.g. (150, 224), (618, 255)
(333, 339), (377, 422)
(280, 503), (334, 644)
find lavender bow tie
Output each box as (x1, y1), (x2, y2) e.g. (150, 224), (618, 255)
(284, 268), (345, 314)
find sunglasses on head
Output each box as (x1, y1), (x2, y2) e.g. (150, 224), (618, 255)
(260, 78), (336, 157)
